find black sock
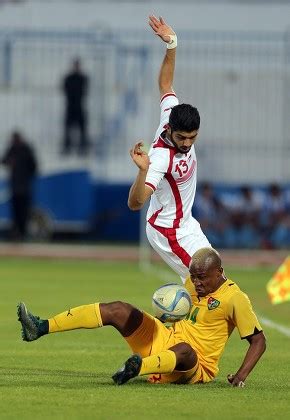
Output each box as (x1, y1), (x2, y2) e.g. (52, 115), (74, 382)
(39, 320), (49, 336)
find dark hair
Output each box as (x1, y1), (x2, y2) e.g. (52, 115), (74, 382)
(169, 103), (200, 132)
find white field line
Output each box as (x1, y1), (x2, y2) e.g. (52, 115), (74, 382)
(143, 264), (290, 338)
(259, 316), (290, 338)
(143, 264), (180, 283)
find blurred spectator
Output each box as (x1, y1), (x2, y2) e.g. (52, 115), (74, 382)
(195, 182), (290, 249)
(261, 184), (290, 248)
(194, 182), (230, 248)
(227, 185), (262, 248)
(61, 58), (89, 155)
(238, 186), (262, 226)
(1, 131), (37, 241)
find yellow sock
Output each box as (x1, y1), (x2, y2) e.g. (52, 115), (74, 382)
(139, 350), (176, 375)
(49, 303), (103, 333)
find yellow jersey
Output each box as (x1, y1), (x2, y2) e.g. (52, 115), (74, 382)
(172, 277), (263, 379)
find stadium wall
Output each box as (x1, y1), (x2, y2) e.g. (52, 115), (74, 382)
(0, 171), (289, 243)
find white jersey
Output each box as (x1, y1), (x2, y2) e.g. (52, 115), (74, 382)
(145, 93), (197, 229)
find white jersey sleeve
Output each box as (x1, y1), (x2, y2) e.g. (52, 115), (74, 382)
(159, 92), (179, 128)
(145, 93), (179, 191)
(145, 148), (170, 191)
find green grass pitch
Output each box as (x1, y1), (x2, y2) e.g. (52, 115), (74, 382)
(1, 258), (290, 419)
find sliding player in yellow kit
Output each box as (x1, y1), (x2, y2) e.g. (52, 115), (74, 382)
(17, 247), (266, 387)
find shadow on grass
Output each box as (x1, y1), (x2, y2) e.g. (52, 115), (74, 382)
(1, 366), (99, 378)
(1, 367), (288, 392)
(0, 366), (151, 389)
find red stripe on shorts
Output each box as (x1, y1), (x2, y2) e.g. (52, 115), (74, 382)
(151, 224), (191, 268)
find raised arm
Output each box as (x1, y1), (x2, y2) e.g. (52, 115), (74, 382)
(227, 331), (266, 387)
(149, 15), (177, 98)
(128, 16), (177, 211)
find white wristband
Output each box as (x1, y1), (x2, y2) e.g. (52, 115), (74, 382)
(166, 34), (177, 49)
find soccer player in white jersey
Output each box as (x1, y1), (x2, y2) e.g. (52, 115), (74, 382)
(128, 16), (211, 282)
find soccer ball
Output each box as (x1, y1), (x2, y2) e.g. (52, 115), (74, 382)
(152, 283), (192, 323)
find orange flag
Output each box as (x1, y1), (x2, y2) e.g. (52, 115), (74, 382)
(267, 257), (290, 304)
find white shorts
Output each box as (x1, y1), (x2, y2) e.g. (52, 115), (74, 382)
(146, 217), (211, 282)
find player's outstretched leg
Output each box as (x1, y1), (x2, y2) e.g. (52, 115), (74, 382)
(112, 354), (142, 385)
(17, 302), (48, 342)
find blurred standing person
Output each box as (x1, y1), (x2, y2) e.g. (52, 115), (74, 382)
(61, 58), (89, 155)
(1, 131), (37, 240)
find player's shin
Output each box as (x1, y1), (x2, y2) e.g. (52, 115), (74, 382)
(49, 303), (103, 333)
(139, 350), (176, 375)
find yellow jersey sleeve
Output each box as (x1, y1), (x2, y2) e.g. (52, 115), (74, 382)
(226, 291), (262, 339)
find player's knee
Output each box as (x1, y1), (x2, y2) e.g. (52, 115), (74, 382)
(177, 342), (194, 357)
(101, 301), (143, 336)
(107, 301), (130, 318)
(101, 301), (135, 324)
(172, 342), (197, 370)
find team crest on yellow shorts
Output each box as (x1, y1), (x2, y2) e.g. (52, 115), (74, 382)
(207, 297), (220, 310)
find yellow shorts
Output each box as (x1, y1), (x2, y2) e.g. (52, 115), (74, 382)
(125, 311), (213, 384)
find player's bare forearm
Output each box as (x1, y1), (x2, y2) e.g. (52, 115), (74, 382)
(128, 170), (148, 211)
(128, 141), (151, 210)
(228, 332), (266, 387)
(148, 15), (177, 96)
(159, 49), (176, 96)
